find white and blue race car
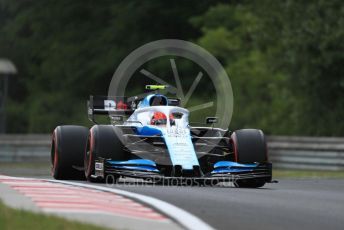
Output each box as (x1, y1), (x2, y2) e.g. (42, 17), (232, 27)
(51, 85), (272, 188)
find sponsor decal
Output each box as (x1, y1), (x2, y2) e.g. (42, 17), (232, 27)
(95, 162), (104, 170)
(104, 100), (116, 111)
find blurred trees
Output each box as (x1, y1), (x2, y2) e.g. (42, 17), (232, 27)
(192, 0), (344, 135)
(0, 0), (343, 135)
(0, 0), (215, 132)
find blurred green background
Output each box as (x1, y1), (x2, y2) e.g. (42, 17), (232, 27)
(0, 0), (343, 135)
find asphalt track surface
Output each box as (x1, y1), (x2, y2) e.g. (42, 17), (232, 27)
(2, 164), (343, 230)
(78, 178), (344, 230)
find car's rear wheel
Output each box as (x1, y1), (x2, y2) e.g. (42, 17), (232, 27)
(84, 125), (127, 182)
(231, 129), (268, 188)
(51, 125), (88, 180)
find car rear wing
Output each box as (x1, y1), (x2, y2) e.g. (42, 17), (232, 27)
(87, 95), (134, 123)
(87, 94), (182, 124)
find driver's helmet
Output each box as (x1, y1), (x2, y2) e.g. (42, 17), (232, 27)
(150, 112), (175, 126)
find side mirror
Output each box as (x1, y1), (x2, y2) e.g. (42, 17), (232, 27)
(206, 117), (218, 124)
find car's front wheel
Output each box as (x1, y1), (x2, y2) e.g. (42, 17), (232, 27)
(84, 125), (127, 182)
(231, 129), (268, 188)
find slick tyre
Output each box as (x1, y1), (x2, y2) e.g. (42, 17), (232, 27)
(84, 125), (127, 182)
(231, 129), (267, 188)
(51, 125), (89, 180)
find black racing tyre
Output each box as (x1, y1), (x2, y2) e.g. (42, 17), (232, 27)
(84, 125), (127, 182)
(231, 129), (268, 188)
(51, 125), (89, 180)
(231, 129), (267, 164)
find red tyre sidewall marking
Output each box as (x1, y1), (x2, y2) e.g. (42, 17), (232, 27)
(51, 129), (58, 176)
(86, 128), (94, 178)
(231, 132), (238, 162)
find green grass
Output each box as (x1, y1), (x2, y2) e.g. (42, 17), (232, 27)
(0, 201), (107, 230)
(273, 169), (344, 179)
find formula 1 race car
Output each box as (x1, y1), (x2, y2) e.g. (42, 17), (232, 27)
(51, 85), (272, 188)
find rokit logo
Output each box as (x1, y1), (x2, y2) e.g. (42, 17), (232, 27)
(166, 127), (188, 137)
(104, 100), (116, 111)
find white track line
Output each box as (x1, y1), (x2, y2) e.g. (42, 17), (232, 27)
(46, 179), (214, 230)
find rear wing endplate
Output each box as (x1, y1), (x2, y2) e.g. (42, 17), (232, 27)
(87, 95), (134, 124)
